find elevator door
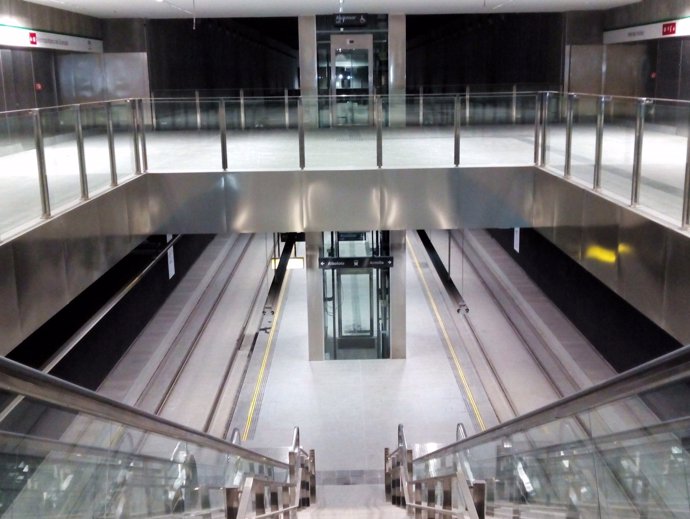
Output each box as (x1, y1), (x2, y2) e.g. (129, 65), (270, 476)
(330, 34), (374, 126)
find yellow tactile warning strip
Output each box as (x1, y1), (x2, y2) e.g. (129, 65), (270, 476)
(407, 235), (487, 432)
(242, 269), (292, 441)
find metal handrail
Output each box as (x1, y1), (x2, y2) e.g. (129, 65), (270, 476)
(415, 343), (690, 463)
(0, 355), (289, 470)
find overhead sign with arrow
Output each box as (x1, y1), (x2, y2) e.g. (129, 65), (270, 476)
(319, 256), (393, 269)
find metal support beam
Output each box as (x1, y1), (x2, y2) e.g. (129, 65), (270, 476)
(533, 93), (541, 166)
(33, 110), (50, 218)
(106, 102), (117, 186)
(138, 99), (148, 173)
(131, 100), (142, 175)
(593, 96), (607, 190)
(298, 98), (305, 170)
(240, 89), (246, 130)
(220, 99), (228, 171)
(631, 98), (647, 206)
(454, 96), (461, 167)
(376, 95), (383, 168)
(75, 105), (88, 200)
(564, 94), (575, 178)
(539, 92), (549, 167)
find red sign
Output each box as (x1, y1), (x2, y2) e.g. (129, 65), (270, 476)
(662, 22), (677, 36)
(29, 32), (37, 45)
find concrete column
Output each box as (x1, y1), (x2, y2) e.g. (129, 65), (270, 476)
(389, 230), (406, 358)
(388, 14), (406, 127)
(306, 232), (325, 360)
(298, 16), (319, 128)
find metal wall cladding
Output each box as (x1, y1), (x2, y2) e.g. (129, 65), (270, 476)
(532, 167), (690, 345)
(0, 242), (22, 351)
(0, 176), (150, 355)
(148, 173), (227, 235)
(303, 169), (381, 232)
(225, 171), (303, 233)
(663, 231), (690, 343)
(568, 45), (604, 95)
(104, 53), (150, 100)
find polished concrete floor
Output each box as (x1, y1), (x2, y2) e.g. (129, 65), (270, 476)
(1, 123), (688, 239)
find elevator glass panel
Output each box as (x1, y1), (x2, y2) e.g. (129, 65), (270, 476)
(334, 49), (370, 126)
(322, 232), (390, 360)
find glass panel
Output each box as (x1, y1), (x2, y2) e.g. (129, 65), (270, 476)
(147, 99), (221, 171)
(111, 101), (136, 180)
(460, 94), (537, 166)
(570, 95), (599, 186)
(639, 100), (690, 224)
(41, 106), (81, 212)
(225, 97), (299, 170)
(544, 93), (566, 174)
(305, 95), (376, 170)
(600, 97), (637, 202)
(80, 103), (111, 194)
(0, 111), (41, 239)
(383, 95), (454, 168)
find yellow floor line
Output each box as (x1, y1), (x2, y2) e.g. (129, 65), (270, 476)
(408, 236), (487, 432)
(242, 269), (292, 441)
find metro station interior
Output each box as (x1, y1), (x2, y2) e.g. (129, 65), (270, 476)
(1, 0), (690, 517)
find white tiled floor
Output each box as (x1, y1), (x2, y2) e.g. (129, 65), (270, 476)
(244, 246), (474, 472)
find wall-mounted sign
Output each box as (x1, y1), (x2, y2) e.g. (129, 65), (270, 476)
(319, 256), (393, 269)
(334, 14), (368, 28)
(0, 24), (103, 53)
(604, 17), (690, 44)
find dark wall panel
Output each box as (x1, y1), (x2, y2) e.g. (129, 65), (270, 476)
(146, 18), (298, 96)
(407, 14), (564, 92)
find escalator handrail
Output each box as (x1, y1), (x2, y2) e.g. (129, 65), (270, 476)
(0, 355), (289, 469)
(416, 343), (690, 463)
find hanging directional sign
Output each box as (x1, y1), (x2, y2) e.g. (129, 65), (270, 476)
(0, 23), (103, 53)
(334, 14), (368, 28)
(319, 256), (394, 269)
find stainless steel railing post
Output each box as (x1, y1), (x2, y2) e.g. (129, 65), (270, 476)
(419, 86), (424, 127)
(131, 100), (142, 175)
(683, 133), (690, 228)
(454, 95), (461, 167)
(465, 85), (470, 125)
(240, 89), (246, 131)
(106, 102), (118, 186)
(376, 95), (383, 168)
(284, 88), (290, 129)
(33, 110), (50, 218)
(512, 84), (517, 124)
(564, 93), (576, 178)
(195, 89), (202, 130)
(631, 98), (648, 206)
(593, 95), (607, 190)
(138, 99), (148, 173)
(533, 93), (542, 165)
(540, 91), (549, 167)
(75, 104), (88, 200)
(219, 99), (228, 171)
(298, 98), (305, 170)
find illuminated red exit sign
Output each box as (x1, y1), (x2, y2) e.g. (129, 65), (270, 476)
(662, 22), (677, 36)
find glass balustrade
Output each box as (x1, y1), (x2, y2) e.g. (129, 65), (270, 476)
(407, 346), (690, 519)
(1, 92), (690, 242)
(0, 358), (303, 519)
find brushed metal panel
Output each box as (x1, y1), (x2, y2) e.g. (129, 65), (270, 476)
(617, 210), (667, 325)
(62, 201), (106, 297)
(303, 170), (380, 232)
(381, 168), (458, 230)
(0, 242), (22, 354)
(663, 231), (690, 344)
(148, 173), (227, 234)
(225, 171), (302, 233)
(579, 194), (621, 291)
(389, 230), (406, 359)
(455, 167), (535, 229)
(57, 53), (105, 104)
(305, 232), (324, 361)
(12, 217), (70, 338)
(125, 176), (153, 238)
(97, 184), (133, 266)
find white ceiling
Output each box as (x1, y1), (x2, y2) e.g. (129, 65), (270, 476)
(25, 0), (641, 19)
